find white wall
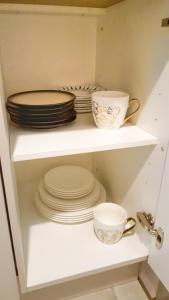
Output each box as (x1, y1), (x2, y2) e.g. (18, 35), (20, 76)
(0, 13), (97, 96)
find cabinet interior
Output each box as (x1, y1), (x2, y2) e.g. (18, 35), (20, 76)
(0, 0), (169, 293)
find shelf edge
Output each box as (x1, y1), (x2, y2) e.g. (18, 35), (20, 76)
(26, 253), (148, 292)
(12, 137), (157, 162)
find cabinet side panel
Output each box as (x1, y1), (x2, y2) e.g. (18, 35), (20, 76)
(0, 169), (20, 300)
(0, 66), (27, 291)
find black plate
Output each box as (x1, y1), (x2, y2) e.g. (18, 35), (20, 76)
(10, 114), (76, 129)
(7, 99), (74, 114)
(8, 108), (76, 122)
(7, 90), (75, 109)
(10, 111), (76, 125)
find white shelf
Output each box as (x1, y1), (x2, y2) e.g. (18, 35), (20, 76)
(19, 181), (148, 291)
(10, 114), (157, 162)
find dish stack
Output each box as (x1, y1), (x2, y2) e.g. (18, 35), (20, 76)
(6, 90), (76, 129)
(35, 165), (106, 224)
(61, 85), (103, 113)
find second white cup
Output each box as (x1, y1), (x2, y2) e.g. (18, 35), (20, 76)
(93, 203), (136, 244)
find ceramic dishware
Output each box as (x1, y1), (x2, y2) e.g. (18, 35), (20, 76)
(92, 91), (140, 129)
(7, 90), (76, 129)
(39, 179), (102, 211)
(44, 165), (94, 199)
(61, 85), (103, 113)
(35, 185), (106, 224)
(93, 203), (136, 244)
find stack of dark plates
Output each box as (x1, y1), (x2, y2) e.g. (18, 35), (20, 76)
(6, 90), (76, 129)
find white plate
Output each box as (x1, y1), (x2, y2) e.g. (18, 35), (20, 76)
(35, 188), (106, 224)
(39, 179), (102, 211)
(62, 85), (103, 93)
(75, 104), (92, 108)
(44, 165), (94, 199)
(46, 186), (93, 199)
(76, 109), (92, 113)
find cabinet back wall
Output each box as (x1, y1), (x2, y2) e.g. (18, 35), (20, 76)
(0, 14), (97, 95)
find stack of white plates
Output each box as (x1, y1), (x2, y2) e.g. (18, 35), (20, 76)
(35, 165), (106, 224)
(61, 85), (103, 113)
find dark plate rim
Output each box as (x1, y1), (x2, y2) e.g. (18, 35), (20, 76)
(8, 111), (75, 121)
(10, 112), (76, 125)
(7, 106), (75, 118)
(10, 114), (76, 129)
(7, 99), (74, 112)
(7, 90), (76, 108)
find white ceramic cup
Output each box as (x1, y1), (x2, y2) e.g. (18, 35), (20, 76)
(92, 91), (140, 129)
(93, 203), (136, 244)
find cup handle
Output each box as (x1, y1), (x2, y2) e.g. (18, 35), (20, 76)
(123, 217), (136, 235)
(123, 98), (141, 124)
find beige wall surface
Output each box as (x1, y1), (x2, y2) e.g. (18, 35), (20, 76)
(0, 13), (96, 96)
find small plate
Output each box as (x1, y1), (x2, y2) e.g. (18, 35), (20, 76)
(44, 165), (94, 198)
(39, 179), (102, 211)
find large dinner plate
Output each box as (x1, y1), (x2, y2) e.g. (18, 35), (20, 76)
(7, 90), (75, 109)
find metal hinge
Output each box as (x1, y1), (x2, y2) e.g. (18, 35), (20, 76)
(137, 212), (164, 249)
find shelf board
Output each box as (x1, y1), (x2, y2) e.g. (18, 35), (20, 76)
(0, 0), (124, 9)
(10, 114), (157, 162)
(19, 181), (148, 291)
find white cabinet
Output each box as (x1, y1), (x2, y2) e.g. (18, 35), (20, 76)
(0, 166), (20, 300)
(148, 143), (169, 291)
(0, 0), (169, 297)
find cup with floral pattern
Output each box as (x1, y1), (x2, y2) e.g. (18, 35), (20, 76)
(92, 91), (140, 129)
(93, 203), (136, 244)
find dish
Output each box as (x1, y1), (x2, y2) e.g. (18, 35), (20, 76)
(7, 90), (75, 108)
(39, 179), (102, 211)
(35, 185), (106, 224)
(61, 85), (103, 114)
(10, 114), (76, 129)
(44, 165), (94, 199)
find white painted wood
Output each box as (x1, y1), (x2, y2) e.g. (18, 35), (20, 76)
(10, 114), (157, 162)
(0, 3), (105, 15)
(148, 143), (169, 291)
(0, 66), (27, 291)
(96, 0), (169, 250)
(0, 0), (169, 294)
(0, 13), (96, 95)
(18, 180), (148, 291)
(21, 264), (139, 300)
(0, 169), (20, 300)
